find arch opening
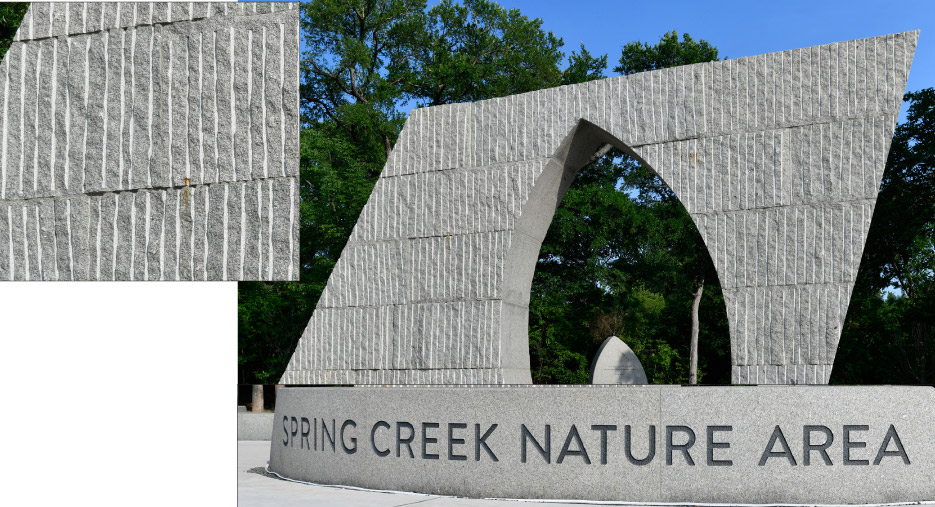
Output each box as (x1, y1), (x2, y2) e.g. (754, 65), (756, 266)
(501, 120), (730, 385)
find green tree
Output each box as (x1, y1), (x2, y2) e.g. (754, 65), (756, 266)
(614, 30), (718, 75)
(238, 282), (320, 386)
(0, 3), (28, 62)
(562, 43), (607, 86)
(391, 0), (564, 105)
(834, 89), (935, 385)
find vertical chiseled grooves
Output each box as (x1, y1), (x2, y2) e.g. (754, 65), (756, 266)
(282, 31), (917, 386)
(0, 2), (299, 280)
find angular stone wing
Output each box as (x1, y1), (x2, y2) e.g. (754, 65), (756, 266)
(281, 31), (918, 385)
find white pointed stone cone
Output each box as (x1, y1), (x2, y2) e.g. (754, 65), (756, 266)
(589, 336), (648, 385)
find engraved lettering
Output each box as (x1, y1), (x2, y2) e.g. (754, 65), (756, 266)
(759, 425), (797, 466)
(706, 425), (732, 466)
(448, 423), (467, 461)
(476, 423), (498, 462)
(397, 421), (415, 458)
(300, 417), (310, 450)
(557, 424), (590, 465)
(666, 425), (696, 466)
(804, 425), (833, 465)
(874, 424), (910, 465)
(340, 419), (357, 454)
(422, 422), (440, 460)
(591, 425), (617, 465)
(843, 425), (869, 466)
(371, 420), (390, 457)
(625, 425), (655, 465)
(521, 424), (550, 464)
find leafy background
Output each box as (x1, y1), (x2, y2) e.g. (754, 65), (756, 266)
(0, 3), (28, 62)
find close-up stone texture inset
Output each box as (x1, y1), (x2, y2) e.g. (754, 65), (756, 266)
(281, 32), (918, 386)
(0, 2), (299, 280)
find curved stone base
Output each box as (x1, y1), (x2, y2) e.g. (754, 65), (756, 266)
(269, 385), (935, 504)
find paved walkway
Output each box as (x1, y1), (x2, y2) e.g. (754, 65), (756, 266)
(237, 441), (935, 507)
(238, 441), (635, 506)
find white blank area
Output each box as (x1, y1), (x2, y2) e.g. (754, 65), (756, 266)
(0, 282), (236, 506)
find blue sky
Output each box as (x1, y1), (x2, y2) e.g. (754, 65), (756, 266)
(454, 0), (933, 119)
(304, 1), (933, 119)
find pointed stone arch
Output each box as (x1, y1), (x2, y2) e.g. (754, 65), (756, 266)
(281, 31), (918, 385)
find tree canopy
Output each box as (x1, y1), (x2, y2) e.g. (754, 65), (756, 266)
(0, 3), (28, 62)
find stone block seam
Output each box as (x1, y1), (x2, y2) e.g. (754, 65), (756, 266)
(0, 2), (299, 280)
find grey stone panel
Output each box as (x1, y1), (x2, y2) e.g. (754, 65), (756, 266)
(70, 195), (92, 281)
(36, 198), (56, 280)
(0, 204), (8, 280)
(6, 43), (24, 201)
(23, 200), (40, 280)
(0, 179), (298, 280)
(0, 2), (299, 280)
(270, 386), (935, 503)
(237, 411), (274, 441)
(14, 2), (298, 42)
(282, 32), (918, 385)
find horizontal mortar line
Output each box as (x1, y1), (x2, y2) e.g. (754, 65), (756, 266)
(385, 109), (894, 174)
(317, 298), (502, 310)
(688, 197), (877, 215)
(0, 175), (296, 204)
(383, 156), (552, 178)
(629, 111), (896, 149)
(342, 384), (658, 388)
(14, 9), (295, 44)
(305, 368), (506, 372)
(736, 363), (835, 368)
(721, 280), (856, 290)
(346, 229), (517, 246)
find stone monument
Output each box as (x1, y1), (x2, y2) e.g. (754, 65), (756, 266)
(281, 31), (918, 385)
(270, 32), (934, 503)
(590, 336), (648, 384)
(0, 2), (300, 280)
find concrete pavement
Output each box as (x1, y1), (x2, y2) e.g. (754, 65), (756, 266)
(238, 441), (935, 507)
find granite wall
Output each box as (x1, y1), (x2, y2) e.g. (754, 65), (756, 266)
(281, 32), (918, 385)
(0, 2), (299, 280)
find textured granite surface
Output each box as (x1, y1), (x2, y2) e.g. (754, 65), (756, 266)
(270, 385), (935, 503)
(0, 2), (299, 280)
(281, 32), (918, 384)
(238, 411), (274, 441)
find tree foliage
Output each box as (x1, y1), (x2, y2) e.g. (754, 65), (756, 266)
(833, 89), (935, 385)
(614, 30), (718, 76)
(392, 0), (564, 105)
(238, 282), (320, 385)
(0, 3), (28, 62)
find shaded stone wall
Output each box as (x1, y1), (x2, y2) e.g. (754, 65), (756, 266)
(0, 2), (299, 280)
(281, 32), (917, 385)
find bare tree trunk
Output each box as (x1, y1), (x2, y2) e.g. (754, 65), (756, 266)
(251, 385), (265, 413)
(689, 278), (704, 385)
